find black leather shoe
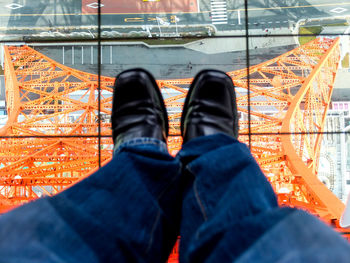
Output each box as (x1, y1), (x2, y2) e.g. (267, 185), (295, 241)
(112, 68), (168, 149)
(181, 70), (238, 144)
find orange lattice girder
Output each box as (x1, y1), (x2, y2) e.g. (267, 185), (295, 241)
(1, 38), (344, 226)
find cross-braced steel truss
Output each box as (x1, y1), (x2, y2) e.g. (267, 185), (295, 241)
(1, 38), (344, 230)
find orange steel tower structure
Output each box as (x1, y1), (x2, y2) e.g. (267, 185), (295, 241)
(1, 38), (345, 230)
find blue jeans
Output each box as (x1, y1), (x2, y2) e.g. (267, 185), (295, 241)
(0, 134), (349, 262)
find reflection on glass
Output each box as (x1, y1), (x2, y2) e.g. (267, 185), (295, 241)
(247, 1), (350, 36)
(319, 132), (350, 202)
(1, 0), (90, 41)
(0, 0), (250, 41)
(1, 0), (350, 40)
(0, 42), (106, 210)
(0, 0), (350, 229)
(99, 0), (233, 38)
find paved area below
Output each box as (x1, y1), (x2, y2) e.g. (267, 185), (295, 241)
(185, 28), (296, 54)
(1, 0), (350, 38)
(333, 69), (350, 101)
(82, 0), (199, 14)
(33, 41), (296, 79)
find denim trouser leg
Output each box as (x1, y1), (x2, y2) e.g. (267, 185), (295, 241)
(177, 133), (350, 263)
(0, 138), (182, 263)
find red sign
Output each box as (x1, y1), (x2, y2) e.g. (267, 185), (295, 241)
(82, 0), (198, 14)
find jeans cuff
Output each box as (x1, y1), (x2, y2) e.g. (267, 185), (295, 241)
(178, 133), (238, 159)
(113, 137), (168, 155)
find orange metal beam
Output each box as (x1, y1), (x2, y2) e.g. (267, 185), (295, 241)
(280, 38), (344, 221)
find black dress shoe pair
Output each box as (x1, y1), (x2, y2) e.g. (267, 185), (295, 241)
(112, 68), (239, 149)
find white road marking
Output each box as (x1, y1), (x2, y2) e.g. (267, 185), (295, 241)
(5, 3), (23, 9)
(212, 18), (228, 21)
(237, 10), (242, 25)
(86, 2), (104, 9)
(229, 20), (297, 27)
(330, 7), (347, 13)
(211, 0), (228, 25)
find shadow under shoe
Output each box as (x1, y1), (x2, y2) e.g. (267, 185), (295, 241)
(181, 69), (239, 144)
(112, 68), (168, 149)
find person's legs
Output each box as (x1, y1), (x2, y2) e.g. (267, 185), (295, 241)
(0, 140), (181, 263)
(178, 70), (350, 262)
(178, 133), (287, 261)
(179, 134), (350, 263)
(0, 69), (182, 263)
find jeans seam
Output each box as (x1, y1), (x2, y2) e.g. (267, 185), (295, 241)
(188, 166), (208, 221)
(114, 138), (168, 155)
(156, 171), (180, 201)
(146, 209), (161, 254)
(145, 169), (181, 255)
